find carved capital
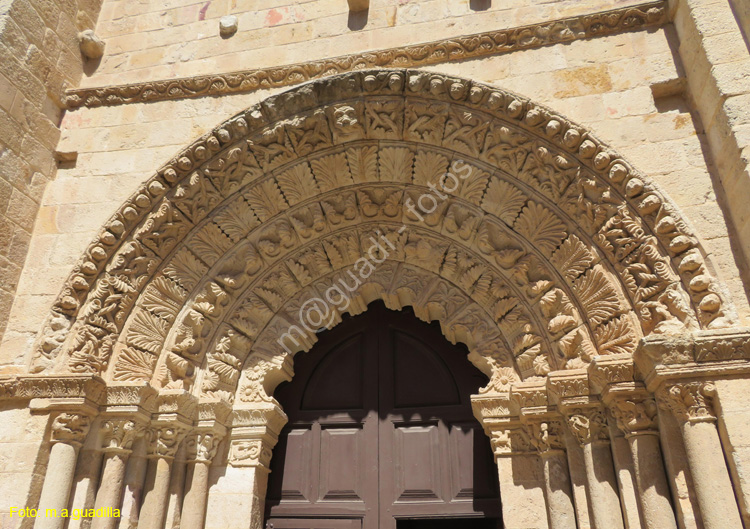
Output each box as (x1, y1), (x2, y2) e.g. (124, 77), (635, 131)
(609, 397), (658, 436)
(565, 407), (609, 445)
(101, 419), (144, 453)
(528, 418), (566, 454)
(228, 438), (274, 469)
(146, 424), (187, 459)
(51, 412), (92, 446)
(660, 381), (718, 424)
(186, 432), (223, 463)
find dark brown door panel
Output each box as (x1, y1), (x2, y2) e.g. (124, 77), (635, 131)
(267, 302), (502, 529)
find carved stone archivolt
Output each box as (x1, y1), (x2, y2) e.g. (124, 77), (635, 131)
(23, 69), (738, 416)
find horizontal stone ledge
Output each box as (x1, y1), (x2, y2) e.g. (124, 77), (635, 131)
(63, 0), (668, 110)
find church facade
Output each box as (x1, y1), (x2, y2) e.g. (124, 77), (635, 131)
(1, 1), (750, 529)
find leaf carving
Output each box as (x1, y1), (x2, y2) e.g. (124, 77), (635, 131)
(346, 146), (378, 183)
(379, 146), (414, 183)
(482, 178), (527, 226)
(573, 266), (622, 327)
(551, 235), (595, 282)
(276, 162), (318, 205)
(243, 178), (288, 221)
(413, 150), (449, 187)
(113, 347), (156, 382)
(213, 198), (259, 242)
(514, 201), (567, 256)
(126, 310), (169, 353)
(311, 152), (352, 191)
(141, 276), (186, 322)
(163, 248), (208, 291)
(594, 314), (637, 355)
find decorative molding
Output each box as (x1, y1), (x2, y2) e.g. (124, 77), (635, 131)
(63, 2), (668, 110)
(0, 375), (106, 402)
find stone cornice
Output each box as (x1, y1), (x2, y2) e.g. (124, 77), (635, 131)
(63, 1), (668, 110)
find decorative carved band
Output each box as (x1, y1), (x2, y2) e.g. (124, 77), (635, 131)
(63, 1), (667, 110)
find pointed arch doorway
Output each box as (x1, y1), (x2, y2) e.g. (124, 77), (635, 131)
(265, 302), (502, 529)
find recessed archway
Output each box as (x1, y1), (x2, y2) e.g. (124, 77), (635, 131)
(30, 69), (735, 406)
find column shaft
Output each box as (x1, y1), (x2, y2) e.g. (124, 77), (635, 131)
(91, 452), (129, 529)
(681, 420), (743, 529)
(541, 451), (577, 529)
(118, 443), (148, 529)
(139, 457), (173, 529)
(182, 462), (211, 529)
(583, 441), (625, 529)
(628, 434), (676, 529)
(35, 442), (80, 529)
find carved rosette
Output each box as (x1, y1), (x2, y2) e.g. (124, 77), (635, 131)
(566, 407), (609, 445)
(146, 424), (187, 459)
(50, 412), (92, 446)
(661, 381), (718, 424)
(100, 418), (143, 453)
(185, 432), (223, 463)
(528, 418), (566, 454)
(609, 397), (658, 436)
(229, 438), (274, 469)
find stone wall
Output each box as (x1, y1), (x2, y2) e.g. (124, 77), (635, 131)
(0, 0), (104, 350)
(4, 16), (750, 367)
(87, 0), (649, 87)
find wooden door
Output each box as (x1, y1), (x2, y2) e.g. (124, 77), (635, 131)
(266, 302), (501, 529)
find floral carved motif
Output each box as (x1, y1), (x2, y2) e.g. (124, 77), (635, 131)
(661, 381), (718, 423)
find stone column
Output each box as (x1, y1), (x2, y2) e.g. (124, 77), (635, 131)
(610, 396), (677, 529)
(528, 419), (577, 529)
(118, 438), (148, 529)
(164, 443), (187, 529)
(35, 412), (92, 529)
(661, 381), (743, 529)
(566, 407), (625, 529)
(91, 420), (141, 529)
(182, 431), (223, 529)
(138, 424), (186, 529)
